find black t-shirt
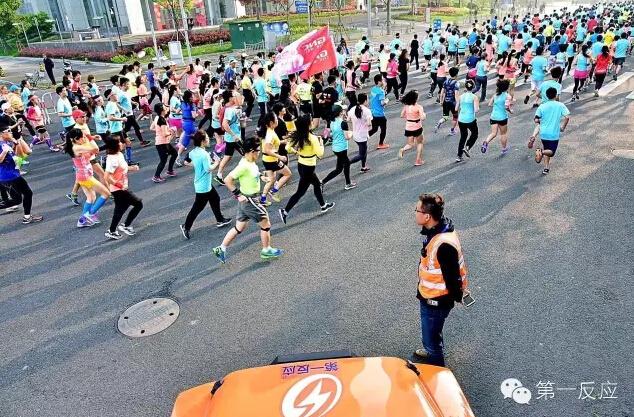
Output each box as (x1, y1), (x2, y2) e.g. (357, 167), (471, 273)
(410, 39), (419, 52)
(321, 86), (339, 107)
(398, 57), (410, 73)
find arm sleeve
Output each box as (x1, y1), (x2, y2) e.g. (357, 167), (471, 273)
(436, 243), (464, 303)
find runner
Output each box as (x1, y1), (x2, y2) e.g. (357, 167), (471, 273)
(455, 80), (479, 162)
(523, 46), (548, 106)
(481, 79), (512, 155)
(322, 105), (356, 190)
(216, 90), (242, 185)
(260, 112), (292, 206)
(369, 74), (390, 149)
(103, 137), (143, 240)
(530, 87), (571, 175)
(398, 49), (411, 96)
(348, 93), (373, 172)
(150, 103), (177, 183)
(278, 114), (335, 224)
(473, 52), (490, 102)
(435, 66), (460, 136)
(119, 77), (150, 146)
(176, 89), (197, 166)
(212, 136), (283, 263)
(571, 44), (591, 101)
(26, 95), (59, 152)
(385, 53), (401, 101)
(105, 89), (136, 165)
(612, 32), (629, 80)
(399, 90), (426, 166)
(593, 45), (613, 96)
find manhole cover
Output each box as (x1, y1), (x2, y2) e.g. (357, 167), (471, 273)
(612, 149), (634, 159)
(117, 298), (179, 338)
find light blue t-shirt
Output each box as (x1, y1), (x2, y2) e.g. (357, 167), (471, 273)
(21, 87), (31, 108)
(614, 38), (629, 58)
(530, 37), (540, 51)
(458, 92), (476, 123)
(497, 35), (511, 53)
(476, 60), (487, 77)
(491, 92), (508, 121)
(189, 147), (212, 193)
(269, 76), (281, 96)
(536, 100), (570, 140)
(559, 34), (568, 44)
(56, 98), (75, 128)
(119, 92), (133, 116)
(88, 84), (100, 97)
(566, 43), (576, 58)
(253, 78), (268, 103)
(105, 101), (122, 133)
(576, 26), (587, 42)
(422, 39), (433, 55)
(448, 35), (459, 52)
(458, 37), (468, 52)
(540, 80), (561, 102)
(369, 86), (385, 117)
(169, 96), (182, 119)
(576, 55), (590, 71)
(223, 106), (240, 143)
(93, 106), (110, 134)
(531, 56), (548, 81)
(591, 42), (604, 58)
(330, 118), (349, 152)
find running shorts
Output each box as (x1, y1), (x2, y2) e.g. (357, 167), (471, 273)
(613, 57), (625, 65)
(263, 160), (285, 172)
(169, 117), (183, 130)
(442, 101), (458, 119)
(405, 128), (423, 137)
(531, 79), (543, 90)
(541, 139), (559, 156)
(77, 176), (100, 188)
(490, 118), (508, 126)
(237, 196), (269, 223)
(224, 141), (239, 156)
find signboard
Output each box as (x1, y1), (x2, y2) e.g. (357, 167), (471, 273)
(433, 18), (442, 30)
(295, 0), (308, 13)
(264, 21), (290, 35)
(168, 41), (183, 64)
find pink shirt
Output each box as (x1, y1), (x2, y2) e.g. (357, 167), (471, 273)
(437, 63), (449, 78)
(153, 118), (173, 145)
(347, 106), (372, 142)
(387, 60), (399, 78)
(401, 104), (425, 131)
(105, 152), (129, 192)
(72, 153), (94, 182)
(513, 38), (524, 52)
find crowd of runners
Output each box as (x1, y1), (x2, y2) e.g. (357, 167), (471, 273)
(0, 1), (632, 262)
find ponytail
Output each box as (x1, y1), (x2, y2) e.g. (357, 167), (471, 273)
(354, 103), (362, 119)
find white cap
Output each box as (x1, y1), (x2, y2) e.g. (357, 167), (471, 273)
(0, 103), (11, 112)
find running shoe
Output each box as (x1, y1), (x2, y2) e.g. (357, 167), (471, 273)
(480, 142), (489, 154)
(268, 191), (281, 203)
(140, 140), (151, 147)
(165, 171), (177, 178)
(216, 217), (232, 228)
(376, 144), (391, 150)
(88, 214), (101, 225)
(214, 175), (225, 185)
(523, 95), (530, 104)
(593, 90), (599, 97)
(449, 128), (456, 136)
(49, 147), (60, 153)
(81, 215), (95, 226)
(414, 159), (424, 166)
(128, 161), (140, 166)
(360, 167), (370, 173)
(613, 74), (618, 81)
(105, 230), (123, 240)
(398, 147), (405, 159)
(413, 348), (431, 360)
(427, 92), (433, 98)
(118, 224), (136, 236)
(261, 198), (272, 207)
(175, 159), (184, 167)
(434, 119), (444, 133)
(212, 246), (227, 263)
(152, 176), (166, 183)
(260, 247), (283, 260)
(180, 224), (190, 239)
(344, 182), (357, 190)
(501, 146), (509, 155)
(21, 215), (43, 224)
(542, 168), (550, 175)
(279, 208), (288, 224)
(77, 217), (89, 228)
(5, 205), (19, 213)
(463, 147), (471, 158)
(455, 156), (464, 163)
(320, 202), (335, 213)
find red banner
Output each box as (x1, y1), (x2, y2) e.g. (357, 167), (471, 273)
(272, 26), (337, 80)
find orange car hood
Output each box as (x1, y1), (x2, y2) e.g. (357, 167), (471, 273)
(172, 356), (474, 417)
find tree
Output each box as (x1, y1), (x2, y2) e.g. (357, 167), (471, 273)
(241, 0), (262, 20)
(271, 0), (293, 24)
(0, 0), (22, 40)
(154, 0), (194, 31)
(15, 12), (54, 41)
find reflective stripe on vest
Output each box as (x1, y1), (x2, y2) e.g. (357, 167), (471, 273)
(418, 231), (468, 299)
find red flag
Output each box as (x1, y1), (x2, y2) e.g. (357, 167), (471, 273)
(272, 26), (337, 80)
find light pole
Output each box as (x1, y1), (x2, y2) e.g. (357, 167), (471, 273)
(46, 19), (65, 45)
(143, 0), (161, 64)
(178, 0), (193, 64)
(12, 22), (29, 48)
(32, 17), (43, 42)
(367, 0), (372, 38)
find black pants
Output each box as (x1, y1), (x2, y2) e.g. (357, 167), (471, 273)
(149, 86), (160, 104)
(399, 73), (408, 95)
(124, 115), (143, 141)
(565, 56), (574, 75)
(473, 75), (488, 101)
(435, 76), (446, 97)
(411, 53), (419, 69)
(349, 141), (368, 168)
(573, 77), (586, 95)
(458, 121), (479, 157)
(369, 116), (387, 145)
(155, 143), (177, 177)
(429, 73), (438, 94)
(109, 190), (143, 232)
(257, 102), (267, 126)
(184, 188), (224, 230)
(595, 72), (607, 90)
(198, 108), (212, 129)
(322, 150), (351, 185)
(15, 112), (36, 136)
(1, 177), (32, 215)
(385, 77), (400, 99)
(345, 91), (357, 107)
(45, 68), (56, 85)
(284, 163), (324, 212)
(243, 90), (255, 117)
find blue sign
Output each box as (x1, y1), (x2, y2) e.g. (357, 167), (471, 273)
(433, 18), (442, 31)
(264, 21), (290, 35)
(295, 0), (308, 13)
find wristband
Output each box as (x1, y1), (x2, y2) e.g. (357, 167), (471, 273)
(231, 187), (241, 197)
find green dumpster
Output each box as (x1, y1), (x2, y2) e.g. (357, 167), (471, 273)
(227, 20), (264, 50)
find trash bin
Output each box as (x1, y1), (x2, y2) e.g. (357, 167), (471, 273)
(227, 20), (264, 50)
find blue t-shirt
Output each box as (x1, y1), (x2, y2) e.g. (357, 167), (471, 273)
(591, 42), (605, 58)
(182, 101), (196, 121)
(189, 147), (212, 193)
(559, 34), (568, 44)
(223, 106), (240, 142)
(458, 37), (468, 52)
(119, 92), (133, 116)
(448, 35), (458, 52)
(540, 80), (561, 102)
(614, 39), (629, 58)
(443, 79), (458, 104)
(253, 78), (268, 103)
(530, 37), (540, 51)
(169, 96), (182, 119)
(56, 98), (75, 128)
(146, 70), (155, 88)
(476, 60), (487, 77)
(491, 92), (509, 121)
(566, 43), (576, 58)
(468, 32), (478, 45)
(576, 26), (587, 42)
(0, 142), (19, 182)
(422, 39), (433, 55)
(88, 83), (100, 97)
(105, 101), (123, 133)
(93, 106), (110, 134)
(458, 92), (476, 123)
(531, 56), (548, 81)
(269, 77), (281, 96)
(369, 86), (385, 117)
(21, 88), (31, 108)
(536, 100), (570, 140)
(549, 41), (560, 55)
(330, 119), (349, 152)
(576, 55), (590, 71)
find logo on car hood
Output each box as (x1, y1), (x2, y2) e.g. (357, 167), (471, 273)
(282, 373), (343, 417)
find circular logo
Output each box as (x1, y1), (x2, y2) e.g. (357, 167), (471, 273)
(281, 374), (343, 417)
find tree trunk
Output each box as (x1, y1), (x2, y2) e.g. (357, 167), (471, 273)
(386, 0), (391, 35)
(256, 0), (261, 20)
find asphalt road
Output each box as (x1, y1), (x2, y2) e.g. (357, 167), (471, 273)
(1, 57), (633, 417)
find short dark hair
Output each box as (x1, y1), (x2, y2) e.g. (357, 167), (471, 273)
(418, 193), (445, 221)
(242, 136), (261, 153)
(104, 137), (121, 155)
(56, 85), (64, 95)
(546, 87), (557, 100)
(193, 130), (207, 147)
(449, 67), (459, 77)
(374, 74), (382, 84)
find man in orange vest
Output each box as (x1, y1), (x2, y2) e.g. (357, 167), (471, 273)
(414, 193), (468, 366)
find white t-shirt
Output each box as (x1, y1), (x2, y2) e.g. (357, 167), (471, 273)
(347, 106), (373, 142)
(105, 152), (129, 192)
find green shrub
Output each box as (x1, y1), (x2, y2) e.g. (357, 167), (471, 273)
(111, 54), (130, 64)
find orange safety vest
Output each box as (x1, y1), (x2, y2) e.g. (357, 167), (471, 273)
(418, 231), (468, 299)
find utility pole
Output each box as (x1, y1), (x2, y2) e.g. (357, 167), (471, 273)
(367, 0), (372, 38)
(178, 0), (192, 63)
(386, 0), (391, 36)
(143, 0), (160, 62)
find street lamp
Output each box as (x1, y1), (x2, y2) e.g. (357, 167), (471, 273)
(46, 19), (65, 45)
(32, 16), (43, 42)
(12, 22), (29, 48)
(178, 0), (193, 64)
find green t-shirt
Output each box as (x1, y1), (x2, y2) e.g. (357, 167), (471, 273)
(229, 158), (260, 195)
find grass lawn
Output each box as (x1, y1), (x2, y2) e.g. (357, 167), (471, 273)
(394, 8), (471, 24)
(190, 42), (233, 56)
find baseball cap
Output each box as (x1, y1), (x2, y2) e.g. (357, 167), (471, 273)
(72, 109), (86, 119)
(9, 85), (19, 92)
(1, 102), (11, 112)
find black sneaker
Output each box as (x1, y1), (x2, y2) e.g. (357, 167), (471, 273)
(179, 224), (190, 239)
(320, 202), (335, 213)
(215, 175), (225, 186)
(105, 230), (123, 240)
(216, 217), (232, 228)
(22, 215), (43, 224)
(278, 208), (288, 224)
(463, 147), (471, 158)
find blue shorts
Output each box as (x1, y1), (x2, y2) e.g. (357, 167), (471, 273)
(181, 122), (196, 148)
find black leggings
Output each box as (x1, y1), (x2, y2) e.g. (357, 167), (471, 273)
(109, 189), (143, 232)
(411, 53), (419, 69)
(243, 90), (255, 117)
(124, 115), (144, 141)
(399, 73), (408, 95)
(284, 163), (325, 212)
(184, 189), (224, 230)
(385, 77), (400, 99)
(149, 86), (160, 104)
(155, 143), (177, 177)
(198, 108), (213, 129)
(565, 56), (574, 75)
(595, 72), (607, 90)
(322, 150), (351, 185)
(349, 141), (368, 168)
(435, 76), (446, 97)
(573, 77), (587, 95)
(458, 121), (479, 157)
(369, 116), (387, 145)
(429, 73), (438, 94)
(15, 112), (36, 136)
(257, 102), (267, 126)
(1, 177), (32, 215)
